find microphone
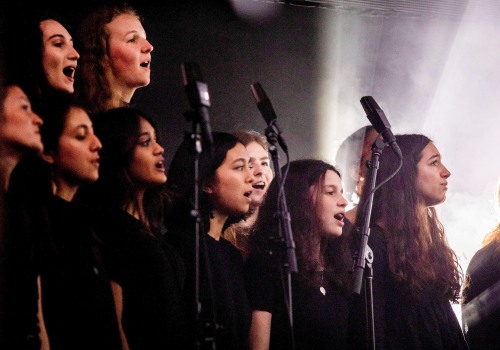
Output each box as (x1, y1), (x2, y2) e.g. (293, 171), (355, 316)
(181, 62), (214, 147)
(250, 82), (288, 153)
(360, 96), (401, 157)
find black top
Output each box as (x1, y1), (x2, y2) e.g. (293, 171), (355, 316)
(245, 251), (350, 350)
(39, 195), (122, 350)
(0, 190), (41, 350)
(350, 225), (469, 350)
(93, 209), (189, 349)
(462, 239), (500, 350)
(167, 227), (252, 350)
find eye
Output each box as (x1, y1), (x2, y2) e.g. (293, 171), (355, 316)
(261, 161), (269, 167)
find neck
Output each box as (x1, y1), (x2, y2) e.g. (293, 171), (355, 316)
(208, 211), (228, 240)
(53, 178), (78, 202)
(125, 189), (145, 221)
(0, 152), (20, 192)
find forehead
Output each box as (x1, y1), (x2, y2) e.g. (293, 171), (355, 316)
(223, 143), (248, 163)
(246, 141), (267, 158)
(64, 106), (91, 127)
(138, 117), (154, 131)
(40, 19), (71, 39)
(324, 169), (342, 187)
(419, 141), (439, 160)
(106, 13), (145, 37)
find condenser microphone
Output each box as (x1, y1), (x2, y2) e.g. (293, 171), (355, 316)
(360, 96), (401, 158)
(250, 82), (288, 153)
(181, 62), (213, 147)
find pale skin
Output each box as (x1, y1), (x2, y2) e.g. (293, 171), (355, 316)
(204, 143), (255, 240)
(243, 141), (273, 228)
(415, 142), (451, 207)
(0, 85), (43, 191)
(105, 14), (153, 105)
(40, 19), (79, 94)
(248, 170), (347, 350)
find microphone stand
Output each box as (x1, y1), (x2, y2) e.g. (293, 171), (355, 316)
(264, 121), (297, 350)
(184, 110), (219, 350)
(351, 137), (386, 350)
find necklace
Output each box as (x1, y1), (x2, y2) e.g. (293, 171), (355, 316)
(316, 270), (326, 295)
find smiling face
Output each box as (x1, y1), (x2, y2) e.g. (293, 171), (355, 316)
(106, 14), (153, 93)
(40, 19), (79, 94)
(127, 117), (166, 187)
(0, 85), (44, 155)
(416, 142), (451, 207)
(246, 141), (273, 206)
(312, 169), (348, 237)
(47, 106), (101, 188)
(207, 143), (255, 217)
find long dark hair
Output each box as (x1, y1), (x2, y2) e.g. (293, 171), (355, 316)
(249, 158), (342, 288)
(84, 106), (165, 234)
(354, 133), (462, 301)
(166, 131), (244, 234)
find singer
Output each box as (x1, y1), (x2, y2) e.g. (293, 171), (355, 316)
(245, 159), (349, 350)
(342, 134), (467, 350)
(165, 132), (254, 350)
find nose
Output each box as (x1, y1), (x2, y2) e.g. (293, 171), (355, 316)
(33, 112), (43, 126)
(442, 165), (451, 179)
(68, 46), (80, 61)
(246, 166), (255, 184)
(142, 39), (153, 53)
(339, 194), (348, 208)
(91, 134), (102, 151)
(154, 141), (164, 155)
(253, 162), (263, 177)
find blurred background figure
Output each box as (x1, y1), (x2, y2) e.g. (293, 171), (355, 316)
(334, 125), (378, 227)
(0, 82), (44, 349)
(462, 177), (500, 349)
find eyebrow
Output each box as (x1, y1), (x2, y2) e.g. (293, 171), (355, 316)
(47, 34), (66, 41)
(427, 153), (440, 162)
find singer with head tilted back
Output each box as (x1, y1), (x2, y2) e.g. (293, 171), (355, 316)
(339, 134), (467, 349)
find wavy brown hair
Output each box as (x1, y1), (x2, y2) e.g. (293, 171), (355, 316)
(75, 3), (142, 113)
(353, 134), (462, 302)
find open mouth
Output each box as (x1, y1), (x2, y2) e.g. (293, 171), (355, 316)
(244, 190), (253, 198)
(140, 60), (150, 68)
(252, 181), (265, 190)
(63, 66), (75, 78)
(334, 213), (345, 221)
(155, 160), (164, 169)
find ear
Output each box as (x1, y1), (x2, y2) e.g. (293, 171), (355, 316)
(41, 152), (55, 165)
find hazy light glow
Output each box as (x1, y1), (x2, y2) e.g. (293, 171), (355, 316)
(317, 1), (500, 325)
